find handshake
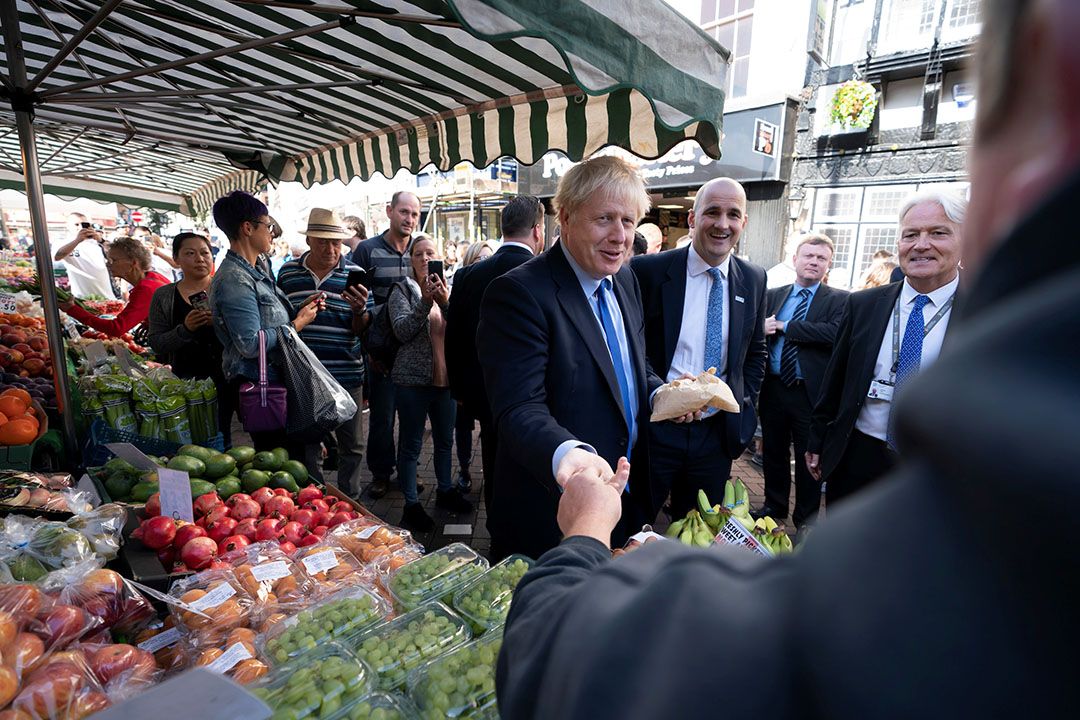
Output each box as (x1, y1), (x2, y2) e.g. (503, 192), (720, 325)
(554, 448), (631, 548)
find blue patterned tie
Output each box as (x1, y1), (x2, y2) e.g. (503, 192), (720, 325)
(779, 288), (811, 386)
(887, 294), (931, 449)
(595, 280), (634, 456)
(703, 267), (724, 371)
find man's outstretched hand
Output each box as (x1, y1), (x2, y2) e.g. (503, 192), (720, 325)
(557, 457), (630, 548)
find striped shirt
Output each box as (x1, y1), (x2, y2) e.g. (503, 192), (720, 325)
(349, 231), (412, 312)
(276, 252), (371, 389)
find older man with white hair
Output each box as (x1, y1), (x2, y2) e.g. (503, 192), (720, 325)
(805, 189), (964, 504)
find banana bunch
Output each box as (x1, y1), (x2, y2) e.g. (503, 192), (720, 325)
(664, 479), (794, 554)
(752, 515), (794, 555)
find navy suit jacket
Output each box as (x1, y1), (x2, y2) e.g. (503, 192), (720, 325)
(477, 242), (663, 559)
(765, 282), (848, 403)
(446, 244), (534, 424)
(631, 246), (768, 459)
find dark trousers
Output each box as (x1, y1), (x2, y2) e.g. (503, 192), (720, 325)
(366, 367), (397, 479)
(455, 406), (475, 470)
(826, 429), (898, 506)
(760, 375), (819, 526)
(478, 417), (498, 532)
(647, 415), (732, 520)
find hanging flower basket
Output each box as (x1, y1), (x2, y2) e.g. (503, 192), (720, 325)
(830, 80), (878, 131)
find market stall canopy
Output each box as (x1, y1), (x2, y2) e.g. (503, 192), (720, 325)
(0, 0), (728, 216)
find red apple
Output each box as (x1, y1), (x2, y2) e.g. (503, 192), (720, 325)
(40, 605), (89, 647)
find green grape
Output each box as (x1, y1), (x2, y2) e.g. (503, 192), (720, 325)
(453, 558), (530, 632)
(265, 593), (385, 663)
(344, 697), (406, 720)
(411, 637), (503, 719)
(390, 549), (486, 611)
(260, 651), (370, 720)
(347, 608), (467, 690)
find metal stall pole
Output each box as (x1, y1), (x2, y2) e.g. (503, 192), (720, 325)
(1, 5), (80, 456)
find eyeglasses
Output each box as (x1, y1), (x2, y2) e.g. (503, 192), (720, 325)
(251, 220), (277, 233)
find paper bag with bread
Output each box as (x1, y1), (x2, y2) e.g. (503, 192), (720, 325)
(649, 367), (739, 422)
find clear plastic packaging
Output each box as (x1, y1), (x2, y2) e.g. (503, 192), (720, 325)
(167, 569), (255, 649)
(249, 641), (372, 719)
(326, 692), (419, 720)
(406, 631), (503, 720)
(386, 544), (488, 613)
(80, 641), (162, 701)
(133, 616), (187, 674)
(11, 646), (111, 719)
(330, 519), (423, 566)
(65, 502), (127, 560)
(224, 541), (318, 624)
(295, 540), (366, 593)
(58, 566), (155, 637)
(451, 555), (534, 634)
(344, 602), (471, 691)
(191, 634), (270, 685)
(259, 585), (392, 666)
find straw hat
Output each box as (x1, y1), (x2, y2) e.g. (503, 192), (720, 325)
(302, 208), (352, 240)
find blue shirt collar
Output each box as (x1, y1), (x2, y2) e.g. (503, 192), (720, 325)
(792, 281), (821, 298)
(562, 243), (609, 298)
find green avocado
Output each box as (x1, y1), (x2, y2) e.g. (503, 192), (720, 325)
(270, 447), (290, 466)
(203, 453), (237, 479)
(269, 471), (299, 494)
(104, 473), (136, 501)
(167, 455), (206, 477)
(241, 469), (270, 493)
(189, 479), (216, 498)
(178, 444), (215, 463)
(280, 459), (310, 486)
(130, 481), (159, 503)
(252, 451), (282, 472)
(215, 476), (242, 500)
(226, 445), (256, 465)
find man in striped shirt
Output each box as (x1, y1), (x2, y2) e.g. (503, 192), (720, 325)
(349, 191), (420, 498)
(278, 208), (373, 497)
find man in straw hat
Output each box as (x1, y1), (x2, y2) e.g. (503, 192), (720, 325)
(277, 208), (373, 498)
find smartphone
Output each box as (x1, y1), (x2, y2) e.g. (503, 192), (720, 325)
(189, 290), (210, 311)
(427, 260), (444, 282)
(80, 222), (92, 229)
(346, 268), (370, 291)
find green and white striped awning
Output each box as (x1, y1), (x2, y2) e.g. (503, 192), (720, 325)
(1, 0), (728, 216)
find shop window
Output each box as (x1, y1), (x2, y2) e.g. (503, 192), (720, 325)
(814, 188), (862, 222)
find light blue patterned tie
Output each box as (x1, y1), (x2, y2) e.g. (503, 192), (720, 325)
(595, 279), (634, 458)
(703, 267), (724, 372)
(887, 294), (930, 449)
(779, 288), (811, 386)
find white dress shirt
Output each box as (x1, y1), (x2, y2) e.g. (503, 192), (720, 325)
(855, 274), (960, 441)
(666, 246), (731, 382)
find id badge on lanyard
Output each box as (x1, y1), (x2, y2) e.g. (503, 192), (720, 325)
(866, 294), (955, 402)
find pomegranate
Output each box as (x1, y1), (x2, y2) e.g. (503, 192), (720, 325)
(327, 512), (352, 528)
(272, 488), (291, 497)
(298, 533), (321, 547)
(140, 516), (177, 550)
(277, 541), (297, 555)
(312, 525), (328, 537)
(281, 521), (308, 545)
(173, 524), (207, 549)
(144, 493), (161, 517)
(303, 499), (330, 515)
(205, 517), (238, 544)
(315, 511), (334, 528)
(329, 501), (354, 515)
(229, 497), (261, 521)
(251, 487), (275, 506)
(290, 508), (317, 530)
(234, 518), (258, 541)
(156, 546), (176, 568)
(255, 518), (284, 542)
(296, 486), (323, 504)
(218, 535), (250, 554)
(193, 492), (223, 518)
(263, 496), (295, 519)
(179, 537), (217, 570)
(225, 492), (252, 508)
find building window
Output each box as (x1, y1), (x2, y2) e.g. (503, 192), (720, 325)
(702, 0), (754, 98)
(819, 226), (856, 277)
(879, 0), (938, 53)
(857, 225), (899, 270)
(947, 0), (981, 28)
(814, 188), (861, 222)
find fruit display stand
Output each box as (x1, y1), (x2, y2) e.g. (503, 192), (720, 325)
(0, 399), (65, 472)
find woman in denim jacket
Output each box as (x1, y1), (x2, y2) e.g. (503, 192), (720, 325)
(209, 191), (320, 450)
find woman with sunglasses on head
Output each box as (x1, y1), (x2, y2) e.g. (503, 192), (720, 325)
(209, 192), (321, 450)
(147, 232), (235, 446)
(59, 235), (171, 338)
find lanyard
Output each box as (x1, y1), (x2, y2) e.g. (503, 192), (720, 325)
(890, 293), (955, 376)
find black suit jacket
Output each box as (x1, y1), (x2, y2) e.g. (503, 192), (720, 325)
(477, 242), (663, 559)
(494, 168), (1080, 720)
(631, 247), (768, 458)
(807, 281), (961, 479)
(765, 282), (848, 402)
(446, 244), (534, 423)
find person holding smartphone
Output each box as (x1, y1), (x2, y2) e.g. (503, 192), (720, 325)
(147, 232), (236, 445)
(388, 233), (473, 532)
(52, 213), (115, 299)
(277, 208), (373, 496)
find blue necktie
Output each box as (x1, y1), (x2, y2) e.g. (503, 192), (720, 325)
(595, 279), (634, 456)
(779, 288), (811, 386)
(887, 294), (931, 449)
(703, 267), (724, 372)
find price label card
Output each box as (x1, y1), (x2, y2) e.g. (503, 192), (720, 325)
(629, 530), (666, 544)
(713, 517), (774, 558)
(115, 346), (137, 376)
(84, 340), (110, 367)
(64, 320), (81, 340)
(76, 473), (103, 507)
(189, 582), (237, 612)
(301, 548), (339, 575)
(206, 642), (252, 674)
(0, 292), (16, 313)
(356, 524), (382, 540)
(105, 443), (158, 472)
(126, 579), (210, 619)
(250, 560), (291, 582)
(157, 467), (194, 523)
(138, 627), (182, 653)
